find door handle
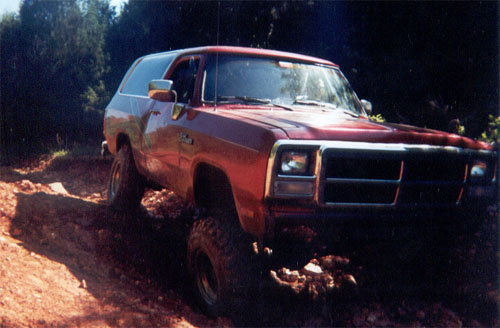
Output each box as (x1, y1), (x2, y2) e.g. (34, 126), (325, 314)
(151, 110), (161, 115)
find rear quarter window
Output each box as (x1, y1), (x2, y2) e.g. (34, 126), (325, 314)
(120, 53), (177, 96)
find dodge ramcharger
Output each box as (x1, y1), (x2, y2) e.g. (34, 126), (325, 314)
(103, 46), (498, 316)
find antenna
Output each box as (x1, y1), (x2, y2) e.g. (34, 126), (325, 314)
(214, 1), (220, 111)
(216, 1), (220, 46)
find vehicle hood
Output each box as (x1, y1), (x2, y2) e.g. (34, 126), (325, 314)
(226, 109), (492, 150)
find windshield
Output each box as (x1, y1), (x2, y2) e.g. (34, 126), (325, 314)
(202, 54), (364, 115)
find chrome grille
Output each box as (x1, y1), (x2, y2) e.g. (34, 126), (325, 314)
(321, 151), (467, 207)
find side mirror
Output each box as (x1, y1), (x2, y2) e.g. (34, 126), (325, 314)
(149, 79), (186, 120)
(148, 79), (175, 102)
(360, 99), (373, 115)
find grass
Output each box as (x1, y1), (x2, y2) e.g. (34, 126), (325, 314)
(51, 149), (69, 158)
(1, 140), (106, 168)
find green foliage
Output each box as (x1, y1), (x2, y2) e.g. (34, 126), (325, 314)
(51, 149), (69, 158)
(457, 124), (466, 136)
(1, 0), (114, 159)
(369, 114), (386, 123)
(480, 115), (500, 144)
(81, 80), (110, 114)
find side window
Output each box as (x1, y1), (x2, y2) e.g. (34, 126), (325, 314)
(121, 53), (176, 96)
(169, 56), (200, 104)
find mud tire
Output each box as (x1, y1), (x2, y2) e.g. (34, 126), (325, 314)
(187, 216), (257, 318)
(107, 144), (145, 212)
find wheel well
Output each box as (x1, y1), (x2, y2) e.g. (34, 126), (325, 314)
(115, 134), (130, 152)
(193, 164), (236, 214)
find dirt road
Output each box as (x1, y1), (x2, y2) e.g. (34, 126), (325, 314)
(0, 153), (498, 327)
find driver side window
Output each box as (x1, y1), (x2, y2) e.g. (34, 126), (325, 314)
(169, 56), (200, 104)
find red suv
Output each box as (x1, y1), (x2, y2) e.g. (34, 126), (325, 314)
(103, 46), (498, 316)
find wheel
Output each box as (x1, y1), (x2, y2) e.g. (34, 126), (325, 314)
(187, 216), (257, 318)
(107, 143), (145, 212)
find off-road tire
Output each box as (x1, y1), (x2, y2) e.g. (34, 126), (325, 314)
(187, 216), (258, 318)
(107, 143), (145, 212)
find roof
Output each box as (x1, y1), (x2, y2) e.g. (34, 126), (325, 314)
(145, 46), (338, 67)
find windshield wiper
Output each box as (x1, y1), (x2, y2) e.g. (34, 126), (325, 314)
(218, 95), (294, 111)
(292, 98), (322, 106)
(293, 98), (337, 110)
(269, 103), (293, 111)
(293, 97), (359, 117)
(341, 110), (359, 118)
(217, 95), (271, 104)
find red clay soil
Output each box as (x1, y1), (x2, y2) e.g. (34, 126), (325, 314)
(0, 153), (498, 327)
(0, 155), (222, 327)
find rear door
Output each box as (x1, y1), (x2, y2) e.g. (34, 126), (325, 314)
(116, 52), (176, 174)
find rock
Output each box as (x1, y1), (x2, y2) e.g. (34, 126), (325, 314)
(49, 182), (69, 195)
(252, 242), (273, 256)
(342, 274), (357, 286)
(301, 261), (323, 276)
(310, 258), (320, 266)
(252, 242), (259, 255)
(324, 274), (335, 290)
(270, 270), (285, 286)
(319, 255), (350, 270)
(18, 180), (34, 191)
(278, 268), (300, 282)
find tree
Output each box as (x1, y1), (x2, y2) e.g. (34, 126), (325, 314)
(0, 0), (114, 161)
(0, 13), (23, 162)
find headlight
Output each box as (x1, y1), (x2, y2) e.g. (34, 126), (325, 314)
(471, 161), (487, 179)
(468, 159), (496, 198)
(281, 151), (309, 175)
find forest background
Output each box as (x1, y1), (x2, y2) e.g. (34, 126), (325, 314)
(0, 0), (498, 164)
